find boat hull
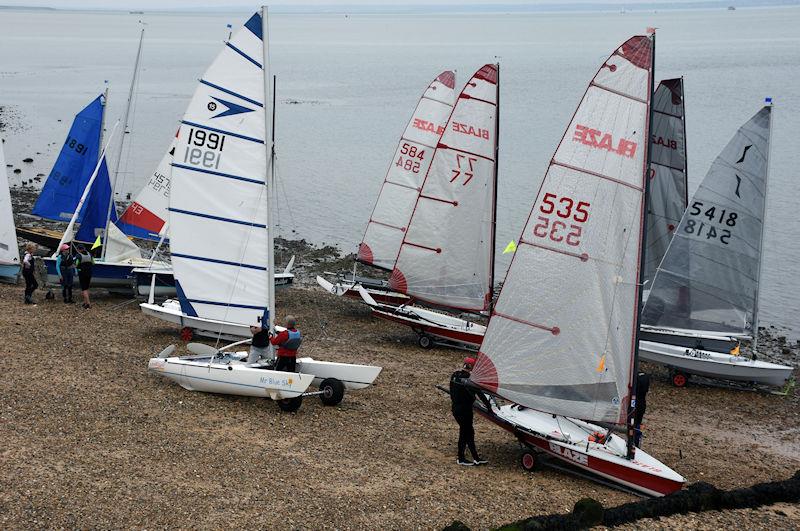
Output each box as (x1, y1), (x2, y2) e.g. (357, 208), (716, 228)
(480, 403), (685, 497)
(134, 267), (294, 299)
(639, 325), (743, 354)
(316, 274), (409, 305)
(148, 355), (314, 399)
(141, 299), (251, 339)
(370, 305), (485, 349)
(639, 340), (793, 386)
(44, 257), (136, 290)
(0, 263), (19, 283)
(223, 354), (382, 390)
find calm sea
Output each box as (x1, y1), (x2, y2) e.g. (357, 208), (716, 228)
(1, 7), (798, 335)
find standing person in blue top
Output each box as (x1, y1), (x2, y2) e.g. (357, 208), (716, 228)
(55, 243), (76, 304)
(269, 315), (302, 372)
(75, 244), (94, 309)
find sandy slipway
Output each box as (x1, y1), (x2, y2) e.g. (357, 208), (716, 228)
(0, 282), (798, 529)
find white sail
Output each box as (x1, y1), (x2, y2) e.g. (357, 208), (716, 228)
(169, 12), (270, 326)
(358, 71), (456, 270)
(0, 138), (20, 267)
(471, 37), (654, 424)
(642, 106), (772, 335)
(644, 78), (687, 285)
(118, 134), (175, 240)
(104, 222), (143, 263)
(389, 64), (498, 311)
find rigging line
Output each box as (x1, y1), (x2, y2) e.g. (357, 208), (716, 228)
(274, 156), (297, 232)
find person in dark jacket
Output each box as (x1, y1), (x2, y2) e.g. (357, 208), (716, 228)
(22, 243), (38, 305)
(450, 357), (489, 466)
(55, 243), (75, 303)
(269, 315), (302, 372)
(75, 244), (94, 309)
(247, 324), (272, 364)
(633, 371), (650, 448)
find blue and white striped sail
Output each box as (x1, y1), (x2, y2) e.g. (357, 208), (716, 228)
(170, 12), (270, 327)
(32, 95), (103, 222)
(0, 137), (20, 270)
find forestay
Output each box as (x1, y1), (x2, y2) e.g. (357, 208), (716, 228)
(642, 106), (772, 335)
(0, 137), (20, 266)
(169, 12), (270, 326)
(390, 65), (498, 311)
(358, 71), (456, 270)
(118, 134), (175, 241)
(644, 79), (687, 285)
(471, 37), (654, 424)
(32, 95), (103, 222)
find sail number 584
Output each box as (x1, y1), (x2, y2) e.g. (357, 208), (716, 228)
(532, 193), (591, 247)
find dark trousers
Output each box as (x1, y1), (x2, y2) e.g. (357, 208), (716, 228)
(61, 270), (74, 301)
(23, 269), (38, 302)
(453, 409), (479, 461)
(275, 356), (296, 373)
(634, 400), (647, 447)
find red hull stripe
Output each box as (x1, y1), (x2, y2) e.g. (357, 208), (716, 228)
(371, 309), (483, 346)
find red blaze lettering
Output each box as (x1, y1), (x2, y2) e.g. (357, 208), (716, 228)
(452, 122), (490, 140)
(573, 124), (638, 159)
(413, 118), (445, 136)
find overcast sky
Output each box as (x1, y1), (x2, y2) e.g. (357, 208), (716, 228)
(0, 0), (715, 7)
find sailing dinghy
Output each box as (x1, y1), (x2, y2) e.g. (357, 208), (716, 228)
(639, 102), (793, 387)
(0, 137), (20, 282)
(468, 33), (685, 496)
(143, 8), (381, 411)
(316, 70), (457, 306)
(356, 64), (500, 350)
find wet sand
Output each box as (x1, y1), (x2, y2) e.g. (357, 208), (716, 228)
(0, 279), (798, 529)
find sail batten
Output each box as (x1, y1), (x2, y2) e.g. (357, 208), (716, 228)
(472, 37), (654, 425)
(358, 71), (456, 271)
(389, 64), (499, 311)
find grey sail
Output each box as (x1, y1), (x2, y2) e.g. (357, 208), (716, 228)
(644, 78), (688, 285)
(642, 106), (771, 335)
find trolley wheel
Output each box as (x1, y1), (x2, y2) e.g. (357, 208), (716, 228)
(319, 378), (345, 406)
(671, 371), (688, 388)
(520, 451), (537, 472)
(277, 395), (303, 412)
(418, 334), (433, 349)
(180, 327), (194, 342)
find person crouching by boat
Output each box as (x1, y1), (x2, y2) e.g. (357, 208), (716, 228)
(75, 244), (94, 309)
(22, 243), (38, 305)
(56, 243), (76, 304)
(269, 315), (302, 372)
(450, 357), (489, 466)
(247, 324), (272, 364)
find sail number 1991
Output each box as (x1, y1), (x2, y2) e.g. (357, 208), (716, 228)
(184, 128), (226, 169)
(532, 192), (591, 247)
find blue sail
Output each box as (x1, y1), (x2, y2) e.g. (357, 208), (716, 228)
(32, 95), (103, 222)
(75, 157), (117, 242)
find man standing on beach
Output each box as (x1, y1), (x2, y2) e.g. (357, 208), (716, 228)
(270, 315), (302, 372)
(450, 357), (489, 466)
(22, 243), (38, 305)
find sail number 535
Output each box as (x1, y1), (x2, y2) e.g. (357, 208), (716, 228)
(532, 193), (591, 247)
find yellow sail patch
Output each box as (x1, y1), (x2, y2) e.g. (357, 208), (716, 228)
(502, 240), (517, 254)
(91, 235), (102, 250)
(596, 354), (606, 373)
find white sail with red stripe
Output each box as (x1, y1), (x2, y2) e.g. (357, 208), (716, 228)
(118, 133), (176, 241)
(389, 64), (498, 311)
(358, 71), (456, 270)
(471, 37), (654, 424)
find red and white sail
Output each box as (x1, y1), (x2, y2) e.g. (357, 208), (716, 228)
(358, 71), (456, 270)
(472, 38), (653, 424)
(389, 65), (498, 311)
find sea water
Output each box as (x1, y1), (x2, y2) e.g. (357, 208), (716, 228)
(1, 6), (798, 335)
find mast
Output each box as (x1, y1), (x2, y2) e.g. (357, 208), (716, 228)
(628, 30), (656, 460)
(99, 84), (109, 165)
(679, 77), (688, 206)
(103, 26), (144, 259)
(751, 98), (773, 352)
(261, 6), (275, 335)
(488, 62), (500, 313)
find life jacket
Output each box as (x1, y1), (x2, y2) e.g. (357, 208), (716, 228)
(58, 253), (75, 272)
(77, 251), (93, 272)
(282, 329), (302, 351)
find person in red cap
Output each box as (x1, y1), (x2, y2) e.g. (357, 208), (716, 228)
(449, 357), (488, 466)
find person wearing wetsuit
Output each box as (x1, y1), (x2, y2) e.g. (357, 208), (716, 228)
(450, 357), (490, 466)
(55, 244), (75, 304)
(270, 315), (302, 372)
(22, 243), (38, 305)
(633, 371), (651, 448)
(247, 325), (272, 364)
(75, 245), (94, 309)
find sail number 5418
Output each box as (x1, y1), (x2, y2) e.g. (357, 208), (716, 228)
(532, 193), (591, 247)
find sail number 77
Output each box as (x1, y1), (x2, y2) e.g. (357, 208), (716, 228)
(532, 193), (591, 247)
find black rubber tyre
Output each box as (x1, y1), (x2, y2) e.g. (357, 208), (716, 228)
(277, 395), (303, 412)
(418, 334), (433, 349)
(319, 378), (346, 406)
(672, 371), (689, 388)
(521, 451), (537, 472)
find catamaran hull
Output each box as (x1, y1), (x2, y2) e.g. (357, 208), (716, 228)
(223, 355), (382, 390)
(639, 340), (793, 386)
(140, 299), (251, 339)
(0, 263), (19, 283)
(479, 403), (685, 497)
(133, 268), (294, 299)
(148, 356), (314, 399)
(370, 306), (485, 349)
